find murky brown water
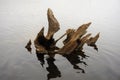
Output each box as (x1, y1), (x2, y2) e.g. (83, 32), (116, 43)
(0, 0), (120, 80)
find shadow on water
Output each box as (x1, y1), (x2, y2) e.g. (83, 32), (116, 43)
(35, 49), (92, 80)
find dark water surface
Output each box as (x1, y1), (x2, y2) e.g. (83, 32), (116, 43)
(0, 0), (120, 80)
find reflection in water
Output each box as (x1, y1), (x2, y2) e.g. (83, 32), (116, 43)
(36, 51), (61, 80)
(46, 57), (61, 80)
(25, 41), (98, 80)
(63, 51), (88, 73)
(89, 44), (98, 51)
(35, 49), (92, 80)
(36, 52), (45, 67)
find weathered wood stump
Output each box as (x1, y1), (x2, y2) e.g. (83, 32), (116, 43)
(25, 8), (100, 56)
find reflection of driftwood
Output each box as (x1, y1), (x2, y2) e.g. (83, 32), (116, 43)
(46, 57), (61, 80)
(35, 50), (87, 79)
(32, 8), (100, 55)
(63, 53), (86, 73)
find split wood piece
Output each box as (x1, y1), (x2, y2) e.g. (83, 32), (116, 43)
(87, 33), (100, 51)
(34, 27), (48, 53)
(46, 8), (60, 40)
(87, 33), (100, 46)
(63, 29), (87, 45)
(70, 22), (91, 42)
(76, 33), (91, 51)
(63, 29), (75, 45)
(58, 22), (91, 54)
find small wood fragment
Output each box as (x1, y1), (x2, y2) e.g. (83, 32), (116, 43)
(25, 39), (32, 53)
(87, 33), (100, 46)
(87, 33), (100, 51)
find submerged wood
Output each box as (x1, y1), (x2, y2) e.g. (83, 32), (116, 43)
(29, 8), (100, 55)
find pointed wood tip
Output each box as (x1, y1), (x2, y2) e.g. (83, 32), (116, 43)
(84, 22), (92, 28)
(47, 8), (53, 15)
(48, 8), (52, 11)
(88, 22), (92, 25)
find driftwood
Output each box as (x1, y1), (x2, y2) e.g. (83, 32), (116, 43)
(26, 8), (100, 56)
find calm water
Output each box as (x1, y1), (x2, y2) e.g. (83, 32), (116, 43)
(0, 0), (120, 80)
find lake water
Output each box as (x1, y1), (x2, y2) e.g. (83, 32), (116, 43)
(0, 0), (120, 80)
